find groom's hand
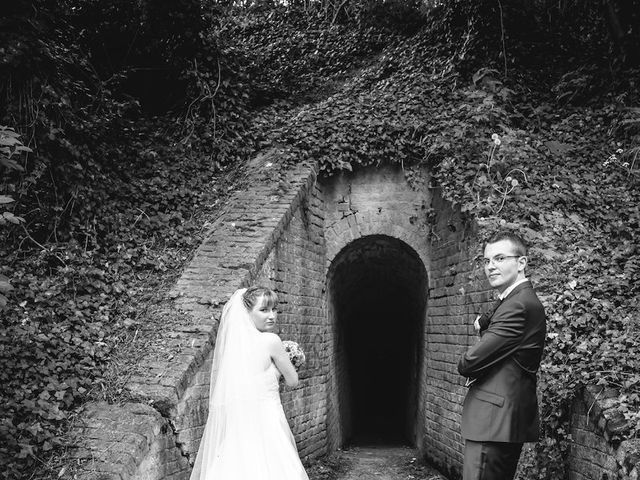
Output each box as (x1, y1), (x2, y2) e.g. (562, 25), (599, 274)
(473, 315), (482, 333)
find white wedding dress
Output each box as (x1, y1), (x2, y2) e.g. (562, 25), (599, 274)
(189, 289), (309, 480)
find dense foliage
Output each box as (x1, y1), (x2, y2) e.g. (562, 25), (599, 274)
(1, 0), (639, 478)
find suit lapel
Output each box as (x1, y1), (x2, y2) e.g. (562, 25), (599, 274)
(483, 297), (503, 322)
(489, 281), (531, 322)
(501, 280), (531, 303)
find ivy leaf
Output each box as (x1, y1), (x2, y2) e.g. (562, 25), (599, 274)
(0, 157), (25, 171)
(0, 275), (13, 295)
(0, 136), (20, 146)
(543, 140), (573, 156)
(2, 212), (25, 224)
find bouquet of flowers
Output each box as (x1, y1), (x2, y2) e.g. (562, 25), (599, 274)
(282, 340), (306, 371)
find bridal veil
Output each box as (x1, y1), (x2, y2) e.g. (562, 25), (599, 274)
(189, 288), (308, 480)
(189, 288), (265, 479)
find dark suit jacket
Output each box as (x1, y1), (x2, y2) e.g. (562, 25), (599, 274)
(458, 281), (546, 443)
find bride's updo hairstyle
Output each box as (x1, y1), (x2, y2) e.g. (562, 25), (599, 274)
(242, 286), (278, 311)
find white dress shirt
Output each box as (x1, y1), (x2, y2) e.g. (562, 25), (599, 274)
(499, 278), (530, 300)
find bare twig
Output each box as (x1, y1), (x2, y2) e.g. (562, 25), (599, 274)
(20, 223), (46, 251)
(497, 0), (508, 77)
(504, 167), (529, 184)
(330, 0), (349, 26)
(133, 208), (150, 227)
(586, 388), (602, 419)
(494, 183), (515, 214)
(628, 147), (639, 176)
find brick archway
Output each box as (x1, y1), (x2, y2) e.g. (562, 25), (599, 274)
(327, 234), (428, 447)
(70, 157), (489, 479)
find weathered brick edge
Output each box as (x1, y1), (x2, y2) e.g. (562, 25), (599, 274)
(68, 150), (319, 480)
(569, 385), (640, 480)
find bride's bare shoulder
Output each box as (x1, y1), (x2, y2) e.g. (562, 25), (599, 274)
(259, 331), (282, 343)
(259, 332), (284, 353)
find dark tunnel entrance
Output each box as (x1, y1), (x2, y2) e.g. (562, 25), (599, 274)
(328, 235), (428, 447)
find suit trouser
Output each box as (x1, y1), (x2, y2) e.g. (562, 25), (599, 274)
(463, 440), (523, 480)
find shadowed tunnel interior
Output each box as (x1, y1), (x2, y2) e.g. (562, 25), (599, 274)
(328, 234), (428, 446)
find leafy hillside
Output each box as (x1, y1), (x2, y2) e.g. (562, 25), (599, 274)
(1, 1), (639, 478)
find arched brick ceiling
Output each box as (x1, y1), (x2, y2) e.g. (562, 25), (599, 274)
(328, 234), (428, 311)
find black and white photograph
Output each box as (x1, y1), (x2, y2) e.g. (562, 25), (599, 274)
(1, 1), (639, 479)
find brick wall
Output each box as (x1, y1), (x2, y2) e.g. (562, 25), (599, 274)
(70, 402), (191, 480)
(419, 192), (487, 478)
(321, 165), (432, 271)
(319, 164), (499, 478)
(321, 165), (433, 449)
(253, 181), (329, 460)
(170, 158), (330, 469)
(70, 159), (626, 480)
(69, 152), (327, 479)
(318, 165), (498, 478)
(569, 386), (640, 480)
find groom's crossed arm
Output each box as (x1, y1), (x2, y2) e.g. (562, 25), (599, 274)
(458, 300), (527, 379)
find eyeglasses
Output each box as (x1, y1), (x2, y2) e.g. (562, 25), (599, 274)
(482, 255), (522, 267)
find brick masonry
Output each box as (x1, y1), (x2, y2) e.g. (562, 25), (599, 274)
(569, 386), (640, 480)
(69, 402), (190, 480)
(68, 151), (326, 479)
(418, 193), (487, 478)
(67, 158), (627, 480)
(319, 165), (497, 478)
(253, 180), (329, 460)
(321, 165), (434, 451)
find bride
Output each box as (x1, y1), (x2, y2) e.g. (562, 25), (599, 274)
(189, 286), (309, 480)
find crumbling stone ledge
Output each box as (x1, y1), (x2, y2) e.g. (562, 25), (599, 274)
(570, 384), (640, 480)
(66, 151), (319, 480)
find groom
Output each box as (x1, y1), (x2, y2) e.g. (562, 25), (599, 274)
(458, 232), (546, 480)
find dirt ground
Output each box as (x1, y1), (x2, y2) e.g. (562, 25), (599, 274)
(306, 446), (448, 480)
